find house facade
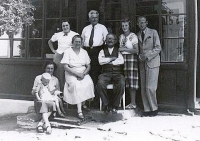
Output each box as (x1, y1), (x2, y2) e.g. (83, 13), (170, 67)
(0, 0), (199, 112)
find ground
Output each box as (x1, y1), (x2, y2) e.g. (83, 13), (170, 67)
(0, 112), (200, 141)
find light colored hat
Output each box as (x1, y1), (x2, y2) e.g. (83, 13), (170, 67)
(42, 73), (51, 80)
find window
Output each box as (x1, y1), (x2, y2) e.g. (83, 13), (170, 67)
(0, 0), (78, 59)
(136, 0), (187, 62)
(161, 0), (186, 62)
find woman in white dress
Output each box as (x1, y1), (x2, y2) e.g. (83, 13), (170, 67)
(61, 35), (95, 119)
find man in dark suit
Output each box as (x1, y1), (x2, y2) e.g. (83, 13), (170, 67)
(137, 16), (161, 117)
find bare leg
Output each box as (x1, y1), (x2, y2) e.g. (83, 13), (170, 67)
(129, 89), (137, 106)
(77, 103), (84, 119)
(54, 99), (65, 117)
(42, 112), (52, 134)
(58, 97), (66, 114)
(77, 103), (82, 113)
(126, 89), (137, 109)
(42, 112), (51, 127)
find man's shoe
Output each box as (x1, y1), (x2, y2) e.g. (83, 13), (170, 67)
(150, 110), (158, 117)
(111, 106), (118, 114)
(104, 105), (110, 113)
(141, 111), (151, 117)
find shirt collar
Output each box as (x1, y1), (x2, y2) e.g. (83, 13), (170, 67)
(141, 28), (147, 34)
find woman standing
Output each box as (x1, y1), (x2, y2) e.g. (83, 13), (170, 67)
(48, 19), (79, 91)
(61, 35), (95, 119)
(119, 18), (139, 109)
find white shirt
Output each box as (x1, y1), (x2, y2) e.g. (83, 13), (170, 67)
(98, 47), (124, 65)
(81, 23), (108, 47)
(50, 31), (79, 54)
(119, 32), (138, 54)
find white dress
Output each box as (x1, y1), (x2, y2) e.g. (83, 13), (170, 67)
(61, 48), (95, 104)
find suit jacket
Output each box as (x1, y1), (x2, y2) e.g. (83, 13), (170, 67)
(137, 27), (161, 68)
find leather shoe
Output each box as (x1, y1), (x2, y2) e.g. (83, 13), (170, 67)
(141, 111), (151, 117)
(104, 105), (110, 113)
(149, 110), (158, 117)
(111, 106), (118, 114)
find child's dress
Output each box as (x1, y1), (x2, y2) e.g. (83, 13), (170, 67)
(38, 84), (56, 101)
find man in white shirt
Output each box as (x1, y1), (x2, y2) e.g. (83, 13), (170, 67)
(81, 10), (108, 85)
(96, 33), (125, 113)
(48, 19), (79, 91)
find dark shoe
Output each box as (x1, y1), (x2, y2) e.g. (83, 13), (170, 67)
(104, 105), (110, 113)
(82, 105), (91, 112)
(150, 110), (158, 117)
(36, 125), (44, 133)
(77, 112), (85, 119)
(141, 111), (151, 117)
(111, 106), (118, 114)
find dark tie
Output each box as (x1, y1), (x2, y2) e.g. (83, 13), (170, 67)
(141, 31), (145, 42)
(63, 33), (68, 36)
(89, 25), (95, 47)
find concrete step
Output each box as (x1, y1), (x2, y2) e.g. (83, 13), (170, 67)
(17, 106), (139, 129)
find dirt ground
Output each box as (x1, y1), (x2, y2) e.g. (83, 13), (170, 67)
(1, 113), (200, 141)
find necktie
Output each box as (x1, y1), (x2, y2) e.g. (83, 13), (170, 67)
(141, 31), (145, 42)
(63, 33), (68, 36)
(89, 25), (95, 47)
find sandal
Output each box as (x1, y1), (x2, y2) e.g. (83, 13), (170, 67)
(125, 104), (137, 109)
(36, 125), (44, 133)
(46, 126), (52, 134)
(77, 112), (85, 120)
(82, 105), (91, 112)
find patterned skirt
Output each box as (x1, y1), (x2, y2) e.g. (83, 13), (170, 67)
(123, 54), (139, 89)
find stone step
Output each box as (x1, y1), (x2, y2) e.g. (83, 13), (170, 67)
(17, 106), (139, 129)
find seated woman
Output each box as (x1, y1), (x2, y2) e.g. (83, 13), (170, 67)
(61, 35), (95, 119)
(32, 61), (66, 134)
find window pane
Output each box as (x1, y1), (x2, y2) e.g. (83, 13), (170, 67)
(29, 39), (42, 58)
(162, 0), (186, 14)
(13, 28), (25, 39)
(29, 20), (43, 38)
(44, 39), (56, 55)
(161, 39), (185, 62)
(46, 19), (60, 38)
(136, 0), (159, 15)
(31, 0), (43, 19)
(105, 1), (121, 20)
(105, 21), (121, 36)
(162, 15), (186, 38)
(13, 40), (25, 58)
(62, 0), (77, 17)
(46, 0), (60, 18)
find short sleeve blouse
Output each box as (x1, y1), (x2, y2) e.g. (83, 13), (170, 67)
(119, 32), (138, 54)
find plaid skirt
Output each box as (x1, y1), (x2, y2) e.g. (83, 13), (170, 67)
(123, 54), (139, 89)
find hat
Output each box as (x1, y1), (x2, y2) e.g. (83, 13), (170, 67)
(41, 73), (52, 80)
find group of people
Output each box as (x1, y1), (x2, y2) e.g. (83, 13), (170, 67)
(31, 10), (161, 134)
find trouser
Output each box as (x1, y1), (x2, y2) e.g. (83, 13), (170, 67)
(95, 72), (125, 108)
(53, 52), (65, 92)
(139, 62), (159, 112)
(84, 46), (102, 85)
